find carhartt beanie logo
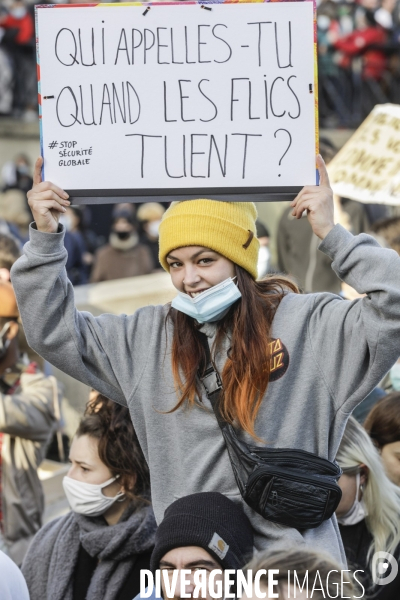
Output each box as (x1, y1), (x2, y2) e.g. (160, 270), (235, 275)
(208, 533), (229, 560)
(150, 492), (254, 572)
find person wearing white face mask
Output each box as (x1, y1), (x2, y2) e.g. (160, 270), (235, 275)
(21, 394), (157, 600)
(255, 220), (270, 279)
(11, 154), (400, 566)
(336, 417), (400, 598)
(58, 206), (101, 281)
(137, 202), (166, 270)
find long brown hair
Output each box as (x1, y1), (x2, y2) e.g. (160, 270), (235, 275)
(168, 266), (299, 438)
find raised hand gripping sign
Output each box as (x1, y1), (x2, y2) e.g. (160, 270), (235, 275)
(36, 0), (318, 204)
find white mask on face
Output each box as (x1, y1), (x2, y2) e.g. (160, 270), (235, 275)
(257, 246), (270, 279)
(59, 214), (73, 232)
(62, 475), (125, 517)
(337, 472), (367, 526)
(10, 7), (27, 18)
(171, 277), (242, 323)
(147, 220), (161, 238)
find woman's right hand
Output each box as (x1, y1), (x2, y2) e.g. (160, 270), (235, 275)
(27, 157), (70, 233)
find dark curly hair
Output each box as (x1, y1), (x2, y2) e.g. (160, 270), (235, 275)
(76, 394), (150, 502)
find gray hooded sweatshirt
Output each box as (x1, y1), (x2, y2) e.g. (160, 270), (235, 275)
(11, 223), (400, 566)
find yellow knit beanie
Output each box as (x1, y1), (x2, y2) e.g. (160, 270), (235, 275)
(159, 200), (259, 279)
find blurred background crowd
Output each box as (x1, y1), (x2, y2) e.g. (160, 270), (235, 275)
(317, 0), (400, 127)
(2, 0), (400, 125)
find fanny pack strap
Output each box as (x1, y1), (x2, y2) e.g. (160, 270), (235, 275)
(197, 330), (226, 428)
(196, 330), (259, 494)
(196, 331), (343, 529)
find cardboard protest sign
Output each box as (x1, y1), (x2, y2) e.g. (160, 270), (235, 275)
(36, 0), (318, 204)
(328, 104), (400, 206)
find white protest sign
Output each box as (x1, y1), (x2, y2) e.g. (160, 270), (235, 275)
(36, 1), (318, 203)
(328, 104), (400, 206)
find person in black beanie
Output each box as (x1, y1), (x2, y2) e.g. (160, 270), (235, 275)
(148, 492), (253, 600)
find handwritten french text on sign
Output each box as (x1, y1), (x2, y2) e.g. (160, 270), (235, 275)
(328, 104), (400, 206)
(36, 1), (317, 201)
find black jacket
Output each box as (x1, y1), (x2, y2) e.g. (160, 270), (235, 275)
(339, 519), (400, 599)
(73, 545), (152, 600)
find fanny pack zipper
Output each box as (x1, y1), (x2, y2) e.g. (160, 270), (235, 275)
(245, 464), (340, 498)
(249, 447), (340, 474)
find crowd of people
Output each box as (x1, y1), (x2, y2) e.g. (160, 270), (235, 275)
(0, 144), (399, 599)
(2, 145), (400, 292)
(318, 0), (400, 127)
(1, 0), (400, 126)
(1, 154), (273, 284)
(0, 155), (168, 284)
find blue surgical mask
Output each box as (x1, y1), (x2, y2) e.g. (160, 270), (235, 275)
(390, 363), (400, 392)
(171, 277), (241, 323)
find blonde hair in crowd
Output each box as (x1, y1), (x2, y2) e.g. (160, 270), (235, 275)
(246, 547), (355, 599)
(336, 417), (400, 571)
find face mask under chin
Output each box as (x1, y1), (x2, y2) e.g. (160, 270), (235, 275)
(171, 277), (242, 323)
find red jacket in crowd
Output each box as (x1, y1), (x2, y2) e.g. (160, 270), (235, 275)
(335, 26), (388, 80)
(0, 11), (34, 46)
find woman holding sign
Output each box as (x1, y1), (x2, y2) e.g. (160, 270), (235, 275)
(11, 155), (400, 565)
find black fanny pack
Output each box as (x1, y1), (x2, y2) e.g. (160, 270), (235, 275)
(197, 331), (342, 530)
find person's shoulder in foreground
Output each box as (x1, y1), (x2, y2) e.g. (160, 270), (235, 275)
(0, 550), (30, 600)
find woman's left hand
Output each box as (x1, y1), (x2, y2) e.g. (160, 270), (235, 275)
(290, 154), (335, 240)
